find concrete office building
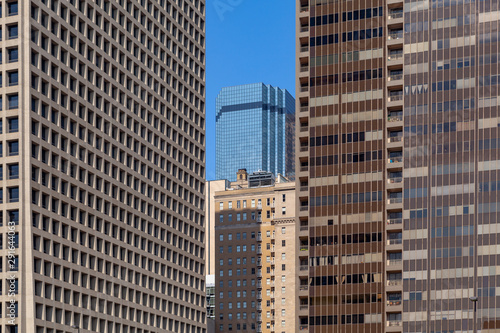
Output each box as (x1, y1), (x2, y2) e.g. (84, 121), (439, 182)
(209, 170), (297, 333)
(0, 0), (206, 332)
(215, 84), (295, 181)
(296, 0), (499, 332)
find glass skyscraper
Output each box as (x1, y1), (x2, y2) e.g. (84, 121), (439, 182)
(216, 83), (295, 181)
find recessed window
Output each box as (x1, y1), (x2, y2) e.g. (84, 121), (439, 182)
(8, 187), (19, 203)
(8, 210), (19, 225)
(7, 94), (18, 109)
(8, 141), (19, 156)
(7, 48), (18, 63)
(8, 2), (18, 16)
(8, 71), (18, 86)
(8, 118), (18, 132)
(7, 24), (18, 39)
(8, 164), (19, 179)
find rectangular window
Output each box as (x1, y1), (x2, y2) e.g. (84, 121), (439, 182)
(8, 25), (18, 39)
(7, 94), (19, 109)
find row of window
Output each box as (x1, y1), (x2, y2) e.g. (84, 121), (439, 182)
(219, 195), (286, 210)
(309, 132), (366, 147)
(310, 233), (383, 246)
(310, 68), (384, 87)
(309, 150), (384, 168)
(310, 273), (382, 286)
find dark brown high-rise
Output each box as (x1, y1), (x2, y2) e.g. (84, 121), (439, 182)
(296, 0), (499, 332)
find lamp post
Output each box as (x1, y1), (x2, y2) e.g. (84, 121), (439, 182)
(469, 296), (478, 333)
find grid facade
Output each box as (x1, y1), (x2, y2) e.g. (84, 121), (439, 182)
(215, 83), (295, 182)
(296, 0), (500, 333)
(209, 172), (297, 333)
(0, 0), (206, 332)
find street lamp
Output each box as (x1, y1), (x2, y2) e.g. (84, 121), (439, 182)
(469, 296), (478, 333)
(71, 325), (80, 333)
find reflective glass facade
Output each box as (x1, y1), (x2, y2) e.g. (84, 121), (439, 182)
(296, 0), (500, 332)
(216, 83), (295, 181)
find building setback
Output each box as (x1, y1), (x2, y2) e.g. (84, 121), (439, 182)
(215, 83), (295, 181)
(296, 0), (498, 332)
(210, 170), (298, 333)
(0, 0), (206, 332)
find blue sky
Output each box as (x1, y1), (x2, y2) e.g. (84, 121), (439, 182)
(205, 1), (296, 180)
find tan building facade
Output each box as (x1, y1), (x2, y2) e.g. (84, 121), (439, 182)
(296, 0), (500, 333)
(0, 0), (206, 332)
(209, 171), (297, 333)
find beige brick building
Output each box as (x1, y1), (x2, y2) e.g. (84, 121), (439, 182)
(207, 170), (298, 333)
(0, 0), (206, 332)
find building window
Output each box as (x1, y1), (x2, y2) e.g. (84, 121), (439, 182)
(237, 213), (241, 221)
(243, 213), (247, 220)
(281, 227), (286, 234)
(282, 253), (286, 260)
(8, 118), (18, 132)
(8, 187), (19, 203)
(219, 235), (223, 241)
(228, 201), (232, 209)
(237, 200), (240, 208)
(243, 200), (247, 208)
(8, 141), (19, 156)
(282, 240), (286, 247)
(219, 202), (223, 210)
(282, 207), (286, 215)
(7, 94), (18, 109)
(228, 214), (232, 222)
(219, 214), (223, 223)
(282, 194), (286, 202)
(251, 199), (255, 207)
(7, 48), (18, 62)
(7, 24), (18, 39)
(228, 234), (232, 240)
(8, 164), (19, 179)
(7, 2), (18, 16)
(282, 264), (286, 270)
